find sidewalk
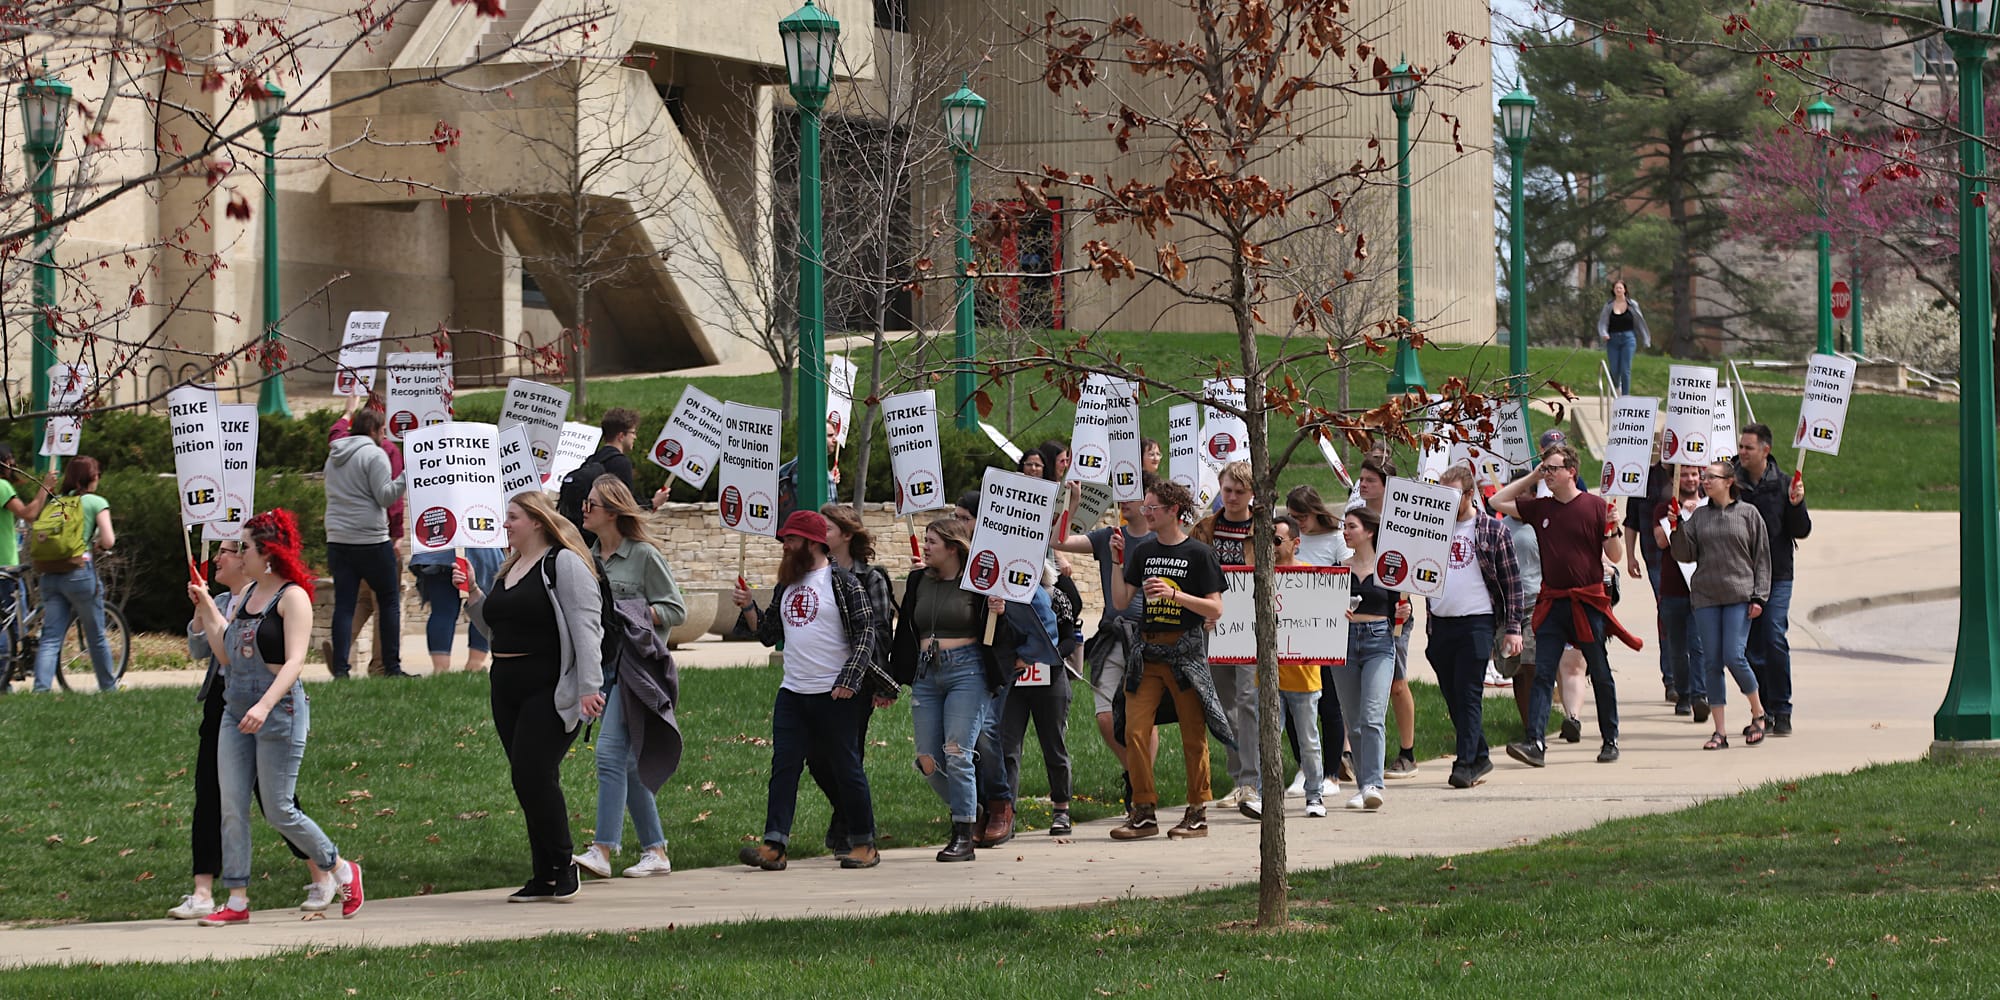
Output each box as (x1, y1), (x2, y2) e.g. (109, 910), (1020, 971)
(0, 510), (1960, 967)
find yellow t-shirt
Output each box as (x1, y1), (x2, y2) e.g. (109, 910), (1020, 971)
(1278, 662), (1323, 693)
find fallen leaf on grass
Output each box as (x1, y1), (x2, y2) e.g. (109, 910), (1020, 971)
(1435, 858), (1455, 871)
(118, 848), (134, 857)
(80, 835), (97, 845)
(455, 811), (489, 821)
(133, 871), (154, 882)
(374, 808), (396, 817)
(44, 834), (61, 846)
(1882, 935), (1899, 945)
(691, 810), (713, 823)
(1930, 936), (1950, 944)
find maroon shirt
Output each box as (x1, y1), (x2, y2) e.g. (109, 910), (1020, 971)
(1515, 491), (1613, 592)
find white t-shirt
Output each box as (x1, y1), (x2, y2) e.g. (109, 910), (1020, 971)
(1297, 530), (1351, 566)
(1428, 517), (1494, 618)
(777, 564), (847, 694)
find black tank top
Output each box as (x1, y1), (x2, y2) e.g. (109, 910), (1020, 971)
(1351, 573), (1396, 617)
(1607, 307), (1635, 334)
(237, 582), (295, 664)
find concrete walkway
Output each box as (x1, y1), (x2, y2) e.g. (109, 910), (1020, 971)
(0, 509), (1961, 968)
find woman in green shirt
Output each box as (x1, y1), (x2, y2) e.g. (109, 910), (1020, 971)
(572, 476), (685, 879)
(31, 456), (117, 691)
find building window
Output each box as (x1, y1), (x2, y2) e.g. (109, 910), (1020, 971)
(1914, 36), (1957, 79)
(522, 273), (548, 309)
(656, 84), (687, 132)
(874, 0), (906, 33)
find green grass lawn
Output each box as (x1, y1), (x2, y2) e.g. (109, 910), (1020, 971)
(460, 334), (1958, 511)
(5, 758), (1995, 995)
(0, 667), (1537, 925)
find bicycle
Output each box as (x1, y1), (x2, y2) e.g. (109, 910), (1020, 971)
(0, 559), (133, 692)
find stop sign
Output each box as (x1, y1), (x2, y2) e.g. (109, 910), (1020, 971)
(1830, 280), (1852, 320)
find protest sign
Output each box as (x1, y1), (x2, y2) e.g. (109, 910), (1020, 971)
(1601, 396), (1660, 498)
(1199, 377), (1248, 467)
(717, 402), (781, 536)
(650, 386), (726, 489)
(827, 355), (857, 448)
(1104, 378), (1144, 501)
(167, 385), (227, 527)
(1068, 373), (1114, 485)
(1416, 411), (1452, 484)
(1075, 481), (1116, 532)
(961, 468), (1062, 602)
(1374, 476), (1460, 598)
(1495, 398), (1535, 470)
(334, 311), (389, 396)
(1794, 352), (1858, 456)
(496, 424), (544, 500)
(1711, 379), (1738, 460)
(40, 362), (88, 458)
(881, 390), (946, 515)
(1661, 364), (1717, 466)
(1209, 565), (1351, 665)
(403, 423), (505, 551)
(1168, 402), (1201, 494)
(202, 404), (259, 542)
(1315, 430), (1353, 487)
(496, 378), (571, 482)
(382, 352), (453, 440)
(544, 422), (601, 491)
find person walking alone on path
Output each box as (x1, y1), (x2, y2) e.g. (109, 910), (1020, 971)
(1597, 279), (1651, 395)
(1733, 422), (1810, 736)
(1426, 467), (1526, 790)
(1671, 461), (1774, 750)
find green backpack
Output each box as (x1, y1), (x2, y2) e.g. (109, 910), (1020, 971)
(29, 495), (89, 571)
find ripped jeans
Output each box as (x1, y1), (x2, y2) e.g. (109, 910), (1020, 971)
(910, 644), (989, 823)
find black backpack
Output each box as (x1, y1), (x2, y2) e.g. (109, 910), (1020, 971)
(557, 446), (619, 532)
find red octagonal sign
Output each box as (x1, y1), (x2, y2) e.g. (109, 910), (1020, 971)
(1830, 280), (1851, 320)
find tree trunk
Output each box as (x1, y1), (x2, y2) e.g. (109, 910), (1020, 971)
(1665, 138), (1697, 359)
(851, 322), (891, 507)
(1235, 299), (1287, 929)
(777, 362), (795, 429)
(571, 291), (590, 410)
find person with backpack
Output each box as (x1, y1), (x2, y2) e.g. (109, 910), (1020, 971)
(571, 476), (686, 880)
(462, 491), (606, 902)
(818, 503), (896, 860)
(557, 407), (639, 543)
(323, 404), (408, 679)
(29, 455), (117, 691)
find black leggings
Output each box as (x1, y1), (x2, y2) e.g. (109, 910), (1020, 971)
(490, 652), (578, 881)
(194, 686), (308, 877)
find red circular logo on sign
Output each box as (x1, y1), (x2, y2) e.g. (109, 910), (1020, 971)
(417, 506), (457, 549)
(390, 410), (418, 436)
(1662, 428), (1679, 460)
(1600, 461), (1615, 493)
(1376, 549), (1409, 587)
(655, 437), (684, 468)
(1206, 432), (1236, 461)
(969, 549), (1001, 591)
(720, 486), (743, 527)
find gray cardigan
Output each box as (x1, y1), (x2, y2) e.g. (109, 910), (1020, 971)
(1596, 299), (1652, 348)
(469, 547), (605, 731)
(1668, 500), (1771, 611)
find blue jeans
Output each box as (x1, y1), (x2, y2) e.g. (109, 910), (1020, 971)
(33, 565), (116, 691)
(1331, 621), (1395, 790)
(1284, 664), (1344, 779)
(1745, 579), (1794, 716)
(413, 566), (491, 656)
(1527, 600), (1620, 747)
(1278, 689), (1325, 804)
(1660, 595), (1704, 701)
(591, 690), (665, 851)
(910, 646), (988, 823)
(217, 688), (339, 888)
(327, 541), (401, 676)
(1694, 603), (1758, 706)
(1426, 613), (1495, 769)
(763, 688), (873, 848)
(1605, 331), (1637, 395)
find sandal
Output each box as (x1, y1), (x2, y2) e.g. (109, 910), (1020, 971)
(1703, 732), (1729, 750)
(1743, 716), (1767, 746)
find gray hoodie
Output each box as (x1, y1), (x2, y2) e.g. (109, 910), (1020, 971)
(323, 435), (406, 545)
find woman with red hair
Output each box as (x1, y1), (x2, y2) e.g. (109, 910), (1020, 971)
(186, 508), (363, 925)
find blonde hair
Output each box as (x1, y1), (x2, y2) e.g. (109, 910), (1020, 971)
(499, 491), (598, 580)
(1219, 460), (1253, 491)
(592, 475), (662, 552)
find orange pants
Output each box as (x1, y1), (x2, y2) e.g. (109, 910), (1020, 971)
(1124, 659), (1211, 807)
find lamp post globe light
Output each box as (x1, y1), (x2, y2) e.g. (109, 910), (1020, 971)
(1933, 0), (2000, 754)
(1808, 96), (1836, 357)
(1385, 58), (1425, 394)
(1499, 84), (1536, 396)
(779, 0), (840, 511)
(942, 79), (986, 431)
(255, 82), (290, 417)
(19, 63), (71, 472)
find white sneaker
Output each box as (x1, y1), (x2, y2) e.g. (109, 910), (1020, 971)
(1484, 665), (1510, 687)
(168, 894), (215, 920)
(1345, 791), (1367, 810)
(1212, 785), (1251, 808)
(1363, 786), (1385, 810)
(1285, 771), (1307, 797)
(621, 851), (673, 878)
(573, 844), (614, 879)
(1305, 801), (1328, 818)
(1319, 778), (1340, 799)
(300, 881), (336, 912)
(1238, 797), (1263, 819)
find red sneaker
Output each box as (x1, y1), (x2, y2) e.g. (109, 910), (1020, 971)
(339, 860), (365, 919)
(197, 905), (250, 927)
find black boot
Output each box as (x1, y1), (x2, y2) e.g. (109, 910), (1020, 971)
(936, 821), (977, 862)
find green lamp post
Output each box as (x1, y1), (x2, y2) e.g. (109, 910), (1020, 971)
(942, 79), (986, 431)
(1385, 58), (1424, 394)
(1933, 0), (2000, 753)
(779, 0), (840, 511)
(254, 82), (290, 417)
(19, 64), (70, 472)
(1807, 96), (1836, 357)
(1499, 84), (1537, 397)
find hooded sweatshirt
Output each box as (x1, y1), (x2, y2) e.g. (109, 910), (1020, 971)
(324, 435), (406, 545)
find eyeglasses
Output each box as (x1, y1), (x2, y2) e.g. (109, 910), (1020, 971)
(1139, 503), (1165, 513)
(216, 546), (243, 555)
(581, 498), (600, 512)
(1543, 463), (1573, 473)
(1701, 473), (1733, 481)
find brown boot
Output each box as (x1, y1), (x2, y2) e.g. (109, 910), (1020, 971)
(736, 841), (787, 871)
(1109, 804), (1159, 840)
(977, 800), (1015, 848)
(838, 843), (880, 869)
(1167, 805), (1209, 839)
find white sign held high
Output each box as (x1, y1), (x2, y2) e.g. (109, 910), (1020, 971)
(1199, 378), (1248, 467)
(651, 386), (727, 489)
(1068, 374), (1114, 485)
(168, 385), (227, 527)
(1168, 402), (1201, 495)
(334, 311), (389, 397)
(827, 356), (857, 448)
(1601, 397), (1660, 498)
(1711, 380), (1738, 460)
(1794, 353), (1858, 456)
(496, 378), (571, 482)
(403, 423), (506, 551)
(1209, 565), (1351, 665)
(1375, 477), (1461, 598)
(1316, 430), (1353, 488)
(881, 390), (946, 515)
(544, 422), (602, 491)
(203, 404), (260, 542)
(495, 424), (544, 500)
(1661, 364), (1717, 466)
(962, 468), (1062, 603)
(717, 402), (782, 537)
(1104, 378), (1144, 501)
(382, 352), (453, 441)
(40, 362), (89, 458)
